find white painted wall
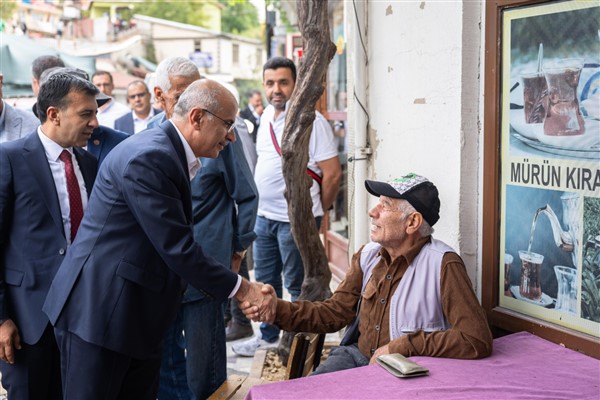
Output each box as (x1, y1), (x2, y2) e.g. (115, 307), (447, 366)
(346, 1), (484, 292)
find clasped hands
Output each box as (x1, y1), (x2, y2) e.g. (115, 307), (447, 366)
(235, 280), (277, 323)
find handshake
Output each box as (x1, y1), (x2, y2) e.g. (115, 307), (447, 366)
(234, 280), (277, 323)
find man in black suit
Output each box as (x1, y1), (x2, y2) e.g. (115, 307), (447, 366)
(0, 73), (100, 400)
(43, 79), (275, 400)
(238, 89), (263, 142)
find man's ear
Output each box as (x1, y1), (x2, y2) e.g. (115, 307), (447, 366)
(154, 87), (164, 106)
(47, 106), (60, 125)
(189, 107), (203, 128)
(405, 212), (423, 235)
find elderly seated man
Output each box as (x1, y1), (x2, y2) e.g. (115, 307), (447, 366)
(244, 173), (493, 375)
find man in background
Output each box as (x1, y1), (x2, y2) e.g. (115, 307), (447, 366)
(91, 70), (130, 128)
(0, 73), (39, 143)
(115, 80), (159, 134)
(239, 89), (263, 142)
(233, 57), (341, 357)
(30, 55), (65, 97)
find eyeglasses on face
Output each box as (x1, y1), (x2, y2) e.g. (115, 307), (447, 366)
(202, 108), (235, 133)
(128, 92), (148, 100)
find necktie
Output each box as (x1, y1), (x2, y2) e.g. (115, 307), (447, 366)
(59, 150), (84, 242)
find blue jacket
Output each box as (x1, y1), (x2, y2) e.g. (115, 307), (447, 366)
(42, 121), (239, 359)
(0, 132), (97, 344)
(149, 112), (258, 303)
(114, 108), (161, 135)
(87, 126), (130, 165)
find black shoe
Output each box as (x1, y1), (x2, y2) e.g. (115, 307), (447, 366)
(225, 322), (254, 342)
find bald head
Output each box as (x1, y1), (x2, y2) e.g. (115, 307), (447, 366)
(173, 79), (237, 120)
(172, 79), (238, 159)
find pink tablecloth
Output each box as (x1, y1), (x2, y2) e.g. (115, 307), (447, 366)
(245, 332), (600, 400)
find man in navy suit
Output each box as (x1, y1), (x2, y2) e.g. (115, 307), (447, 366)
(43, 79), (275, 400)
(0, 73), (100, 400)
(114, 80), (160, 134)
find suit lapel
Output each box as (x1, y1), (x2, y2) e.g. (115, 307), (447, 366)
(23, 133), (65, 238)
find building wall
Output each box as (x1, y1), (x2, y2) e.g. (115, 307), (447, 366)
(347, 1), (484, 293)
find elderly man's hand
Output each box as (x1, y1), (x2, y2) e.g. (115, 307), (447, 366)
(369, 344), (390, 365)
(235, 280), (276, 323)
(0, 320), (21, 364)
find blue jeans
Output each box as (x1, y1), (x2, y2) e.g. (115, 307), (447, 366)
(157, 298), (226, 400)
(311, 344), (369, 375)
(253, 215), (320, 343)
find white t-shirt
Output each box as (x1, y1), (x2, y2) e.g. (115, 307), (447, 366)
(97, 99), (130, 129)
(254, 103), (338, 222)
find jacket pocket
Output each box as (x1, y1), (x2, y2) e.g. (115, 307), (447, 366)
(115, 260), (164, 293)
(5, 269), (24, 287)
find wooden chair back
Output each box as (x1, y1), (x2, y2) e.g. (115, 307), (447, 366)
(286, 332), (326, 379)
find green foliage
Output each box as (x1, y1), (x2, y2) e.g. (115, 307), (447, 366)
(0, 2), (17, 24)
(234, 78), (263, 109)
(219, 0), (261, 38)
(133, 1), (210, 28)
(582, 197), (600, 323)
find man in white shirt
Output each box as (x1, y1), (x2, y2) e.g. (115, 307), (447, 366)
(91, 71), (130, 128)
(115, 80), (159, 134)
(233, 57), (342, 357)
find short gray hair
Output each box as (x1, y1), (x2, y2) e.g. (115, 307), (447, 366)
(173, 80), (219, 118)
(398, 200), (435, 237)
(155, 57), (200, 92)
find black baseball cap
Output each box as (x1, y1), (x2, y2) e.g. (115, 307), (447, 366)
(365, 173), (440, 226)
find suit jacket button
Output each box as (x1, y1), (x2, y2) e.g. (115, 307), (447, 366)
(59, 248), (65, 255)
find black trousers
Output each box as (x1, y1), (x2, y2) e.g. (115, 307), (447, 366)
(54, 328), (162, 400)
(0, 324), (62, 400)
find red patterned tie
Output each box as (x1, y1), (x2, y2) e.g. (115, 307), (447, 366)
(59, 150), (84, 242)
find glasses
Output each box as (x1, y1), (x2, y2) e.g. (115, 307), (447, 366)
(202, 108), (235, 133)
(128, 92), (147, 100)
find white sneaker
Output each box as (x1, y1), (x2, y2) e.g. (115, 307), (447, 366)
(232, 335), (278, 357)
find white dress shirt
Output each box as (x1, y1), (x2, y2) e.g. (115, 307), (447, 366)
(37, 128), (88, 246)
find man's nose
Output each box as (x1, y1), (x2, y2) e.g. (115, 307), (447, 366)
(90, 115), (99, 128)
(226, 129), (236, 143)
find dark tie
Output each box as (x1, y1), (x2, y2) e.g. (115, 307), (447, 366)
(59, 150), (84, 242)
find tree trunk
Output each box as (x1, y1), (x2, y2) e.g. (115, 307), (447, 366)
(276, 0), (337, 364)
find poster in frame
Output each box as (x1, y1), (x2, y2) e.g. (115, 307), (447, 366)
(483, 0), (599, 358)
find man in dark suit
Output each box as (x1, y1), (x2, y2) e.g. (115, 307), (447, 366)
(238, 89), (263, 142)
(115, 80), (160, 134)
(42, 79), (275, 400)
(0, 73), (100, 400)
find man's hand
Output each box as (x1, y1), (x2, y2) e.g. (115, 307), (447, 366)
(369, 344), (390, 365)
(0, 320), (21, 364)
(235, 279), (276, 323)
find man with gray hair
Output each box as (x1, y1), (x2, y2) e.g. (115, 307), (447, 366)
(243, 173), (493, 375)
(149, 57), (258, 400)
(42, 79), (274, 400)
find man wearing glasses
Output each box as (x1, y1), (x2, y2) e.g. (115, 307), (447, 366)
(115, 80), (160, 134)
(91, 71), (130, 129)
(147, 57), (258, 400)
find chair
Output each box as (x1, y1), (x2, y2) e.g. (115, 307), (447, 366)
(286, 332), (326, 379)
